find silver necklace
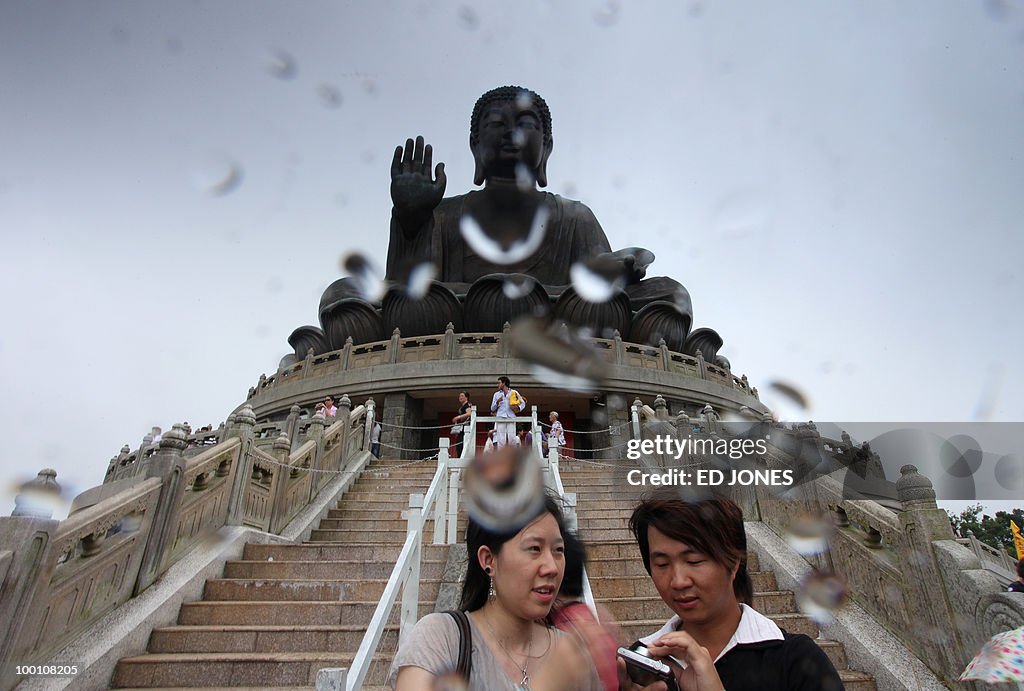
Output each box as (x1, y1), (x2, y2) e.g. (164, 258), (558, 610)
(483, 614), (533, 690)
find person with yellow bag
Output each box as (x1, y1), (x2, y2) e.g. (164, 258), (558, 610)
(491, 376), (526, 449)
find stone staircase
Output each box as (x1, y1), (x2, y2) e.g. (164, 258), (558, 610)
(560, 462), (877, 691)
(110, 457), (447, 690)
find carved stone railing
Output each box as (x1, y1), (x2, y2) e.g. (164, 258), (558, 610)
(249, 326), (758, 400)
(0, 396), (374, 690)
(752, 428), (1024, 688)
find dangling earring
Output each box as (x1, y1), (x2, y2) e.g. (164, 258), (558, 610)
(486, 568), (496, 601)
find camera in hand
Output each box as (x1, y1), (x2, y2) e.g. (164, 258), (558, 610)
(617, 645), (680, 691)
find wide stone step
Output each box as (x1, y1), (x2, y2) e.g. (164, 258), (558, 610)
(178, 601), (431, 626)
(111, 651), (396, 688)
(316, 517), (467, 531)
(309, 527), (440, 542)
(148, 624), (399, 654)
(203, 578), (442, 602)
(617, 612), (820, 640)
(599, 591), (795, 621)
(578, 527), (645, 541)
(588, 572), (778, 597)
(340, 490), (432, 502)
(242, 543), (449, 562)
(224, 559), (447, 580)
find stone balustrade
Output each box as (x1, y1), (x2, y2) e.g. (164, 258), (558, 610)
(250, 328), (758, 400)
(0, 398), (372, 690)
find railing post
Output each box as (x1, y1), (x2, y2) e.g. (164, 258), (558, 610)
(341, 336), (353, 370)
(401, 494), (423, 648)
(549, 435), (560, 476)
(631, 400), (642, 440)
(363, 399), (376, 452)
(613, 329), (625, 364)
(389, 328), (401, 365)
(447, 467), (461, 545)
(335, 394), (352, 468)
(268, 434), (292, 534)
(284, 404), (302, 452)
(135, 424), (189, 594)
(443, 321), (455, 359)
(226, 405), (257, 526)
(433, 440), (449, 544)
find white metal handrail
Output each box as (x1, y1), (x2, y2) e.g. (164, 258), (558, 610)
(345, 438), (451, 691)
(545, 434), (597, 615)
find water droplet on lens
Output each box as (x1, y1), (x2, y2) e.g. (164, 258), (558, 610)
(502, 275), (536, 299)
(342, 252), (387, 303)
(405, 262), (436, 299)
(710, 189), (771, 239)
(512, 129), (526, 147)
(266, 277), (283, 293)
(509, 317), (608, 391)
(267, 49), (297, 80)
(316, 83), (343, 108)
(796, 571), (847, 625)
(592, 409), (609, 426)
(515, 91), (534, 110)
(529, 364), (598, 393)
(514, 163), (533, 191)
(570, 256), (625, 303)
(767, 381), (810, 411)
(607, 394), (626, 411)
(457, 5), (480, 29)
(994, 453), (1023, 491)
(464, 448), (544, 532)
(593, 1), (620, 26)
(459, 206), (548, 265)
(785, 514), (834, 556)
(193, 155), (243, 196)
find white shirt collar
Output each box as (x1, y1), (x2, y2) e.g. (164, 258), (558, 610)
(638, 604), (784, 665)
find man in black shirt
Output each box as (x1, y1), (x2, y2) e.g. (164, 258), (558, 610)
(452, 391), (473, 458)
(620, 490), (844, 691)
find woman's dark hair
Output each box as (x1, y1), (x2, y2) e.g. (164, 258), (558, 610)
(628, 488), (753, 605)
(1017, 557), (1024, 580)
(559, 531), (587, 599)
(460, 492), (567, 611)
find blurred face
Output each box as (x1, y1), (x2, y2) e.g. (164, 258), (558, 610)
(483, 512), (565, 620)
(497, 379), (507, 393)
(459, 392), (468, 404)
(549, 412), (556, 423)
(325, 397), (333, 407)
(647, 525), (738, 628)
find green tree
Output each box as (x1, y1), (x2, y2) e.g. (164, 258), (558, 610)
(947, 503), (1024, 556)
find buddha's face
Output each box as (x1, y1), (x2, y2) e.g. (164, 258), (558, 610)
(473, 98), (548, 182)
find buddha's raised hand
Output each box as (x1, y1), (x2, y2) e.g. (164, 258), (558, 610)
(391, 135), (446, 233)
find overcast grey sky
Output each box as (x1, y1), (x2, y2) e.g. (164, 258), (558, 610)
(2, 1), (1022, 517)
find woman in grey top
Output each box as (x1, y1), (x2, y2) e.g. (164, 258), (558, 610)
(389, 492), (602, 690)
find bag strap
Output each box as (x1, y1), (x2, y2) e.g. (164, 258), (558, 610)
(445, 610), (473, 681)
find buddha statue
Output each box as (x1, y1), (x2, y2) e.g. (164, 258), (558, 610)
(292, 87), (723, 363)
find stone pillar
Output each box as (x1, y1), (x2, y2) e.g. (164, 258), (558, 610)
(443, 322), (456, 360)
(0, 499), (60, 689)
(135, 424), (189, 594)
(341, 336), (353, 370)
(284, 404), (302, 451)
(381, 392), (424, 461)
(307, 410), (326, 473)
(612, 330), (624, 365)
(269, 434), (293, 534)
(894, 465), (968, 685)
(389, 328), (402, 364)
(226, 406), (257, 526)
(654, 394), (669, 421)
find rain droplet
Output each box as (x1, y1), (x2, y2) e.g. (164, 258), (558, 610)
(569, 256), (626, 303)
(362, 78), (378, 95)
(784, 514), (835, 557)
(464, 447), (545, 532)
(266, 49), (297, 80)
(459, 206), (549, 265)
(516, 91), (534, 110)
(316, 83), (343, 108)
(405, 262), (436, 299)
(509, 317), (608, 391)
(607, 394), (626, 411)
(592, 408), (609, 427)
(515, 163), (533, 191)
(710, 189), (771, 239)
(562, 182), (578, 197)
(266, 277), (283, 293)
(334, 193), (349, 208)
(502, 275), (536, 300)
(796, 571), (847, 625)
(341, 252), (387, 303)
(193, 155), (243, 196)
(766, 381), (810, 411)
(593, 1), (620, 26)
(994, 453), (1023, 491)
(457, 5), (480, 29)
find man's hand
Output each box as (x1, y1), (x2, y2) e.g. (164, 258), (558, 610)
(646, 631), (724, 691)
(391, 135), (446, 234)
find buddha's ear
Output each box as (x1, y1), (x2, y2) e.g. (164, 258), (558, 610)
(472, 139), (486, 186)
(537, 139), (553, 188)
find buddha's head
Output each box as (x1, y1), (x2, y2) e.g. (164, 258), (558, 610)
(470, 86), (553, 188)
